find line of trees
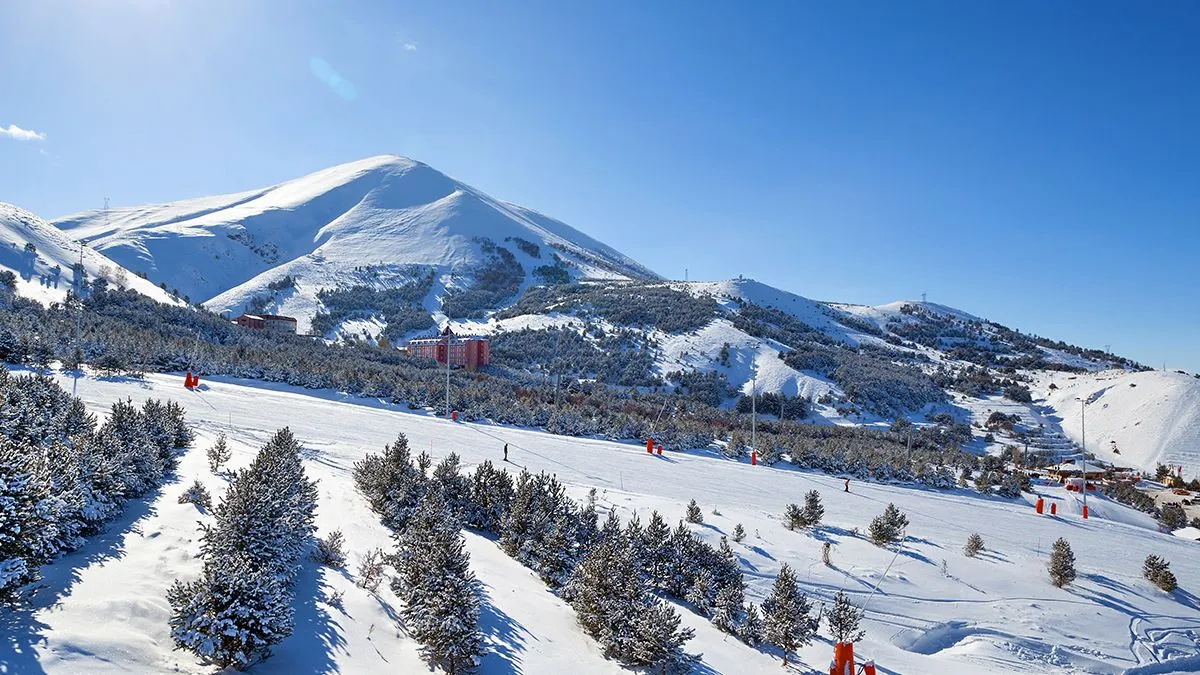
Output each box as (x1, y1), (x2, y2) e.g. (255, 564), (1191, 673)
(0, 366), (192, 602)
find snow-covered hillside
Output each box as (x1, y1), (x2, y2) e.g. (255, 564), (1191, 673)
(16, 367), (1200, 674)
(0, 203), (178, 306)
(54, 155), (658, 326)
(1039, 369), (1200, 476)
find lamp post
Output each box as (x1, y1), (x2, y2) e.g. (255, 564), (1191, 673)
(1076, 396), (1088, 518)
(749, 343), (759, 458)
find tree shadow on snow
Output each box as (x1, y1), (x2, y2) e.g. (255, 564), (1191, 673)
(263, 563), (347, 674)
(477, 580), (533, 674)
(0, 479), (174, 675)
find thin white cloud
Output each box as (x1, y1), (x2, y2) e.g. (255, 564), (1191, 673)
(403, 42), (418, 52)
(0, 124), (47, 141)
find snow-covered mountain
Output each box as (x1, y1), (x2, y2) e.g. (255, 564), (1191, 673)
(35, 156), (1199, 476)
(54, 155), (657, 326)
(0, 202), (178, 306)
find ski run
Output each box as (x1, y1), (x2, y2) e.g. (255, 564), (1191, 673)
(4, 367), (1199, 675)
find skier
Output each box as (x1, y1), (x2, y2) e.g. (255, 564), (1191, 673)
(503, 443), (509, 462)
(844, 478), (850, 493)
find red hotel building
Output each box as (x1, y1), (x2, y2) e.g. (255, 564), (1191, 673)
(408, 326), (489, 370)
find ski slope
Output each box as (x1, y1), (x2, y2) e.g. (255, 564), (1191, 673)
(1038, 369), (1200, 477)
(8, 367), (1200, 674)
(0, 203), (178, 306)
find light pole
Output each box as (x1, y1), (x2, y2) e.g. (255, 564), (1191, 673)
(1076, 396), (1088, 518)
(750, 347), (758, 457)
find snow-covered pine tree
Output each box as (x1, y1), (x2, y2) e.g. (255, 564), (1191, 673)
(826, 590), (865, 643)
(732, 522), (746, 542)
(431, 452), (471, 519)
(466, 460), (513, 534)
(974, 470), (992, 494)
(1143, 554), (1177, 592)
(353, 434), (427, 531)
(167, 552), (294, 670)
(177, 479), (212, 509)
(964, 533), (984, 557)
(740, 602), (763, 645)
(761, 563), (814, 666)
(562, 527), (639, 656)
(685, 499), (703, 524)
(1048, 537), (1076, 588)
(576, 496), (600, 553)
(0, 439), (53, 601)
(641, 510), (671, 586)
(784, 503), (805, 530)
(801, 489), (824, 527)
(95, 398), (159, 497)
(207, 433), (231, 473)
(662, 521), (697, 597)
(630, 598), (699, 674)
(869, 503), (908, 546)
(396, 494), (483, 674)
(314, 529), (346, 568)
(685, 567), (717, 616)
(710, 580), (746, 635)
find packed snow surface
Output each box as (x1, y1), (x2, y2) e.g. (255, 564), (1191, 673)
(7, 368), (1200, 674)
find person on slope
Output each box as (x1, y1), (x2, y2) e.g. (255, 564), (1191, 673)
(504, 443), (509, 462)
(844, 478), (850, 493)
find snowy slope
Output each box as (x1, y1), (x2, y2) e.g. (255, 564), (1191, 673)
(0, 202), (178, 305)
(1040, 369), (1200, 476)
(54, 155), (658, 321)
(17, 367), (1200, 674)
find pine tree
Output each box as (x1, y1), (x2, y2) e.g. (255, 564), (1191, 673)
(732, 522), (746, 543)
(1048, 537), (1076, 588)
(826, 590), (865, 643)
(398, 495), (483, 675)
(641, 510), (672, 585)
(629, 599), (699, 674)
(740, 602), (763, 645)
(685, 568), (717, 616)
(0, 440), (53, 601)
(869, 503), (909, 546)
(167, 552), (294, 670)
(711, 581), (746, 635)
(783, 503), (805, 530)
(964, 533), (984, 557)
(207, 434), (231, 473)
(466, 460), (513, 534)
(1143, 554), (1178, 592)
(431, 452), (471, 518)
(801, 490), (824, 527)
(761, 563), (814, 666)
(685, 499), (703, 524)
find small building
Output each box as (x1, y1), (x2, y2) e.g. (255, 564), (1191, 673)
(234, 313), (297, 334)
(408, 326), (489, 370)
(1045, 461), (1109, 483)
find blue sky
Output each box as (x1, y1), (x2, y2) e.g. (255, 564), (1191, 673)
(2, 1), (1197, 371)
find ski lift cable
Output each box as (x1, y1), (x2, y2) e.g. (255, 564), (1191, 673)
(859, 542), (903, 616)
